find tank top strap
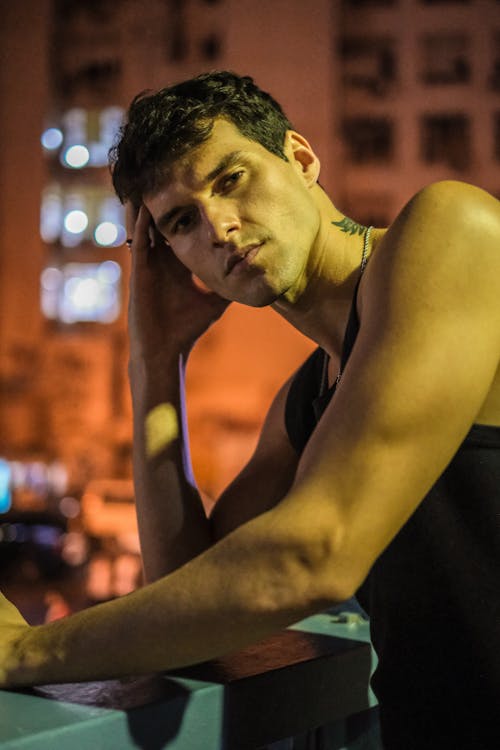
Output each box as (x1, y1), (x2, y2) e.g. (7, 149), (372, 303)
(317, 274), (363, 400)
(285, 247), (368, 450)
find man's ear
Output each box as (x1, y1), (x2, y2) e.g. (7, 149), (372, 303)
(284, 131), (321, 187)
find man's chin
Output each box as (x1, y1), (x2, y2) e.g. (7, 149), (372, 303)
(237, 289), (281, 308)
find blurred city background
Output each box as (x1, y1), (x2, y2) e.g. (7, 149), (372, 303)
(0, 0), (498, 624)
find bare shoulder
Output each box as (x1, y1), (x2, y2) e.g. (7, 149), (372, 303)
(413, 180), (499, 241)
(385, 180), (500, 265)
(349, 179), (500, 434)
(400, 179), (500, 224)
(364, 181), (500, 328)
(410, 178), (498, 208)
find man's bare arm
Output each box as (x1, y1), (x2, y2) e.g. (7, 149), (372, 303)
(128, 205), (299, 581)
(290, 181), (500, 593)
(127, 204), (217, 580)
(1, 487), (336, 686)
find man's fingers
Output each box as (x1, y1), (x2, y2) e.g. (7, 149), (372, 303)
(127, 204), (190, 284)
(125, 201), (139, 240)
(133, 204), (153, 249)
(126, 203), (155, 255)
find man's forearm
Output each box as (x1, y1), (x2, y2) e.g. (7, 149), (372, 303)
(130, 352), (211, 582)
(5, 503), (335, 687)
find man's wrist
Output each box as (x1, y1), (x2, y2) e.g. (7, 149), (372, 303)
(128, 352), (187, 418)
(129, 348), (184, 373)
(129, 351), (183, 386)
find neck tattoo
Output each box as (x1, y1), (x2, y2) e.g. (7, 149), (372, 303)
(331, 217), (367, 236)
(332, 217), (373, 273)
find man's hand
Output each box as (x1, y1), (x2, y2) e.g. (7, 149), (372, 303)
(127, 203), (230, 361)
(0, 593), (30, 687)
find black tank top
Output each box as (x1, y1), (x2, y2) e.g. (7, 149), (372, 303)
(285, 285), (500, 750)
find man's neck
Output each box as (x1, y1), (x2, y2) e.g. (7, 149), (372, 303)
(271, 186), (372, 358)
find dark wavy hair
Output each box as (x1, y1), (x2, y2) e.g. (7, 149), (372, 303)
(110, 71), (293, 206)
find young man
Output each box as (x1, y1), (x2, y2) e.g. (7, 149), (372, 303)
(1, 72), (499, 749)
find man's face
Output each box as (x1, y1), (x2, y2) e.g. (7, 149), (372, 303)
(143, 119), (320, 307)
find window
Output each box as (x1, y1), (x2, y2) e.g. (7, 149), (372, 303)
(342, 117), (394, 163)
(421, 114), (471, 170)
(55, 0), (116, 21)
(58, 59), (122, 99)
(490, 33), (500, 91)
(343, 0), (395, 7)
(341, 37), (396, 96)
(199, 33), (223, 61)
(167, 0), (188, 61)
(42, 106), (124, 168)
(420, 0), (470, 4)
(40, 262), (122, 324)
(420, 34), (470, 85)
(40, 185), (126, 248)
(494, 113), (500, 159)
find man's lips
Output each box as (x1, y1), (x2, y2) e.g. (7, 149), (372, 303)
(224, 243), (264, 276)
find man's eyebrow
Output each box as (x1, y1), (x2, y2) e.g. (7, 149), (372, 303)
(203, 150), (245, 184)
(155, 151), (245, 231)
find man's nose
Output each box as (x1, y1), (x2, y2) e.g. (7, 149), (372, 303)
(202, 202), (241, 246)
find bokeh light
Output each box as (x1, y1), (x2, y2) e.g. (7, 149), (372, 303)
(64, 209), (88, 234)
(63, 144), (90, 169)
(41, 127), (63, 150)
(94, 221), (118, 246)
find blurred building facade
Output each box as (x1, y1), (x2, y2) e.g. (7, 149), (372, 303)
(0, 0), (499, 507)
(337, 0), (500, 225)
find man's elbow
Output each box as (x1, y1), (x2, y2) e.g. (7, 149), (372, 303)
(302, 529), (364, 607)
(264, 515), (364, 613)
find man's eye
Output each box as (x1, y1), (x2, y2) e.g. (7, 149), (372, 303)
(220, 171), (244, 191)
(172, 212), (194, 234)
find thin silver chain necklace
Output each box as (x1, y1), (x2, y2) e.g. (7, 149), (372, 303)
(360, 224), (373, 275)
